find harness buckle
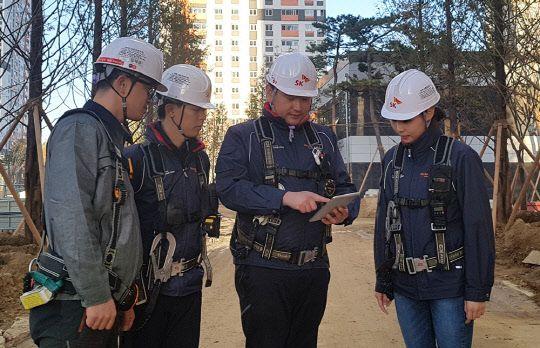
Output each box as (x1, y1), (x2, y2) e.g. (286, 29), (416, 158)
(430, 223), (447, 231)
(297, 247), (319, 266)
(405, 257), (416, 274)
(150, 232), (176, 283)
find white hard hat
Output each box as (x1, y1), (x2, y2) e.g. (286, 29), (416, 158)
(266, 52), (318, 97)
(94, 37), (167, 92)
(381, 69), (440, 121)
(157, 64), (215, 109)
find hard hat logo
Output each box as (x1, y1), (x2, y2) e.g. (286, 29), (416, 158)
(301, 74), (310, 82)
(390, 97), (402, 109)
(97, 57), (124, 66)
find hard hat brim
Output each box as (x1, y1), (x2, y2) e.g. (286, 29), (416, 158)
(380, 108), (420, 121)
(273, 84), (318, 98)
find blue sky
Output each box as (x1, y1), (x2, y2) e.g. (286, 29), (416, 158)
(327, 0), (380, 17)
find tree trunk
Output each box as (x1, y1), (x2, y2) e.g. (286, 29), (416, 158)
(492, 0), (511, 223)
(91, 0), (102, 97)
(330, 35), (341, 134)
(444, 0), (458, 135)
(148, 0), (156, 44)
(25, 0), (44, 242)
(367, 49), (385, 162)
(120, 0), (128, 36)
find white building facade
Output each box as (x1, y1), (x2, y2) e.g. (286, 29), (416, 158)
(0, 0), (30, 146)
(189, 0), (326, 122)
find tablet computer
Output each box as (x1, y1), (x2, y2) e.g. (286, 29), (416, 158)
(309, 191), (362, 222)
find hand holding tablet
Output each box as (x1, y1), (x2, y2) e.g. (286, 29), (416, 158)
(309, 192), (362, 222)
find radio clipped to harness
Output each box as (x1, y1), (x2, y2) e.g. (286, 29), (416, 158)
(202, 214), (221, 238)
(20, 259), (64, 310)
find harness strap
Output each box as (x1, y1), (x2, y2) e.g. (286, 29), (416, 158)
(237, 226), (325, 266)
(402, 247), (464, 275)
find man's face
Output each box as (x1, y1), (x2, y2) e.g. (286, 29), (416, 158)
(168, 103), (207, 138)
(266, 85), (312, 126)
(118, 75), (155, 121)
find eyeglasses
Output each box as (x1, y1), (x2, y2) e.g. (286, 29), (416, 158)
(132, 76), (156, 99)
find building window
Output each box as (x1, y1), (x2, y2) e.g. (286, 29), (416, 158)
(191, 7), (206, 14)
(282, 40), (299, 47)
(250, 9), (257, 15)
(215, 87), (223, 93)
(282, 24), (298, 31)
(215, 71), (223, 78)
(215, 8), (223, 14)
(232, 103), (240, 110)
(250, 71), (257, 78)
(250, 87), (257, 93)
(231, 9), (239, 15)
(265, 24), (273, 31)
(232, 40), (239, 46)
(215, 24), (222, 30)
(250, 24), (257, 31)
(232, 72), (240, 78)
(232, 24), (239, 31)
(250, 56), (257, 62)
(281, 9), (299, 16)
(215, 39), (223, 46)
(193, 23), (206, 30)
(265, 9), (273, 16)
(232, 87), (239, 93)
(232, 56), (239, 62)
(265, 0), (273, 5)
(216, 56), (222, 62)
(265, 56), (274, 63)
(317, 0), (324, 5)
(265, 40), (273, 52)
(250, 40), (257, 46)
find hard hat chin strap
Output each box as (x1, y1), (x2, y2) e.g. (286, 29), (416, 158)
(106, 75), (137, 122)
(172, 104), (185, 135)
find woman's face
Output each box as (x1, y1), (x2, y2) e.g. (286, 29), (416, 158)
(390, 107), (435, 145)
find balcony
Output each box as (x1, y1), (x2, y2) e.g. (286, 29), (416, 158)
(281, 0), (299, 5)
(281, 30), (299, 37)
(305, 0), (314, 5)
(282, 15), (299, 21)
(305, 15), (315, 20)
(305, 31), (314, 37)
(232, 61), (240, 68)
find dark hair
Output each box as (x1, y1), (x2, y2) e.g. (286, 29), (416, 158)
(94, 68), (124, 93)
(433, 106), (446, 121)
(157, 98), (184, 120)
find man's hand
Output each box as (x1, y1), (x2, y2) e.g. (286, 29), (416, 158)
(283, 191), (329, 213)
(119, 307), (135, 331)
(85, 298), (117, 330)
(374, 292), (392, 315)
(465, 301), (486, 324)
(321, 207), (348, 225)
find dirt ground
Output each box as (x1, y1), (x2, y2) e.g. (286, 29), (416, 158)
(1, 209), (540, 347)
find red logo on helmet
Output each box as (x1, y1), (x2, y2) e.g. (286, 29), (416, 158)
(389, 97), (402, 108)
(301, 74), (310, 82)
(129, 63), (137, 70)
(295, 80), (304, 86)
(96, 57), (124, 66)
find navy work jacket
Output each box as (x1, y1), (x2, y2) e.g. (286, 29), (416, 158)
(374, 124), (495, 302)
(124, 122), (209, 297)
(216, 106), (360, 270)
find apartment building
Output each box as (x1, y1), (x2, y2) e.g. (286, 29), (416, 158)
(0, 0), (30, 147)
(189, 0), (326, 121)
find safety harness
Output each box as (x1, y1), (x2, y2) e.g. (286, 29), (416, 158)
(385, 135), (464, 275)
(25, 109), (137, 311)
(231, 116), (335, 266)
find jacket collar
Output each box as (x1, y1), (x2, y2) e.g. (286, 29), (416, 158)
(405, 122), (443, 158)
(83, 100), (133, 145)
(262, 102), (309, 132)
(146, 121), (205, 156)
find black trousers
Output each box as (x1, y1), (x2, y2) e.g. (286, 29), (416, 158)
(235, 265), (330, 348)
(125, 291), (202, 348)
(30, 299), (120, 348)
